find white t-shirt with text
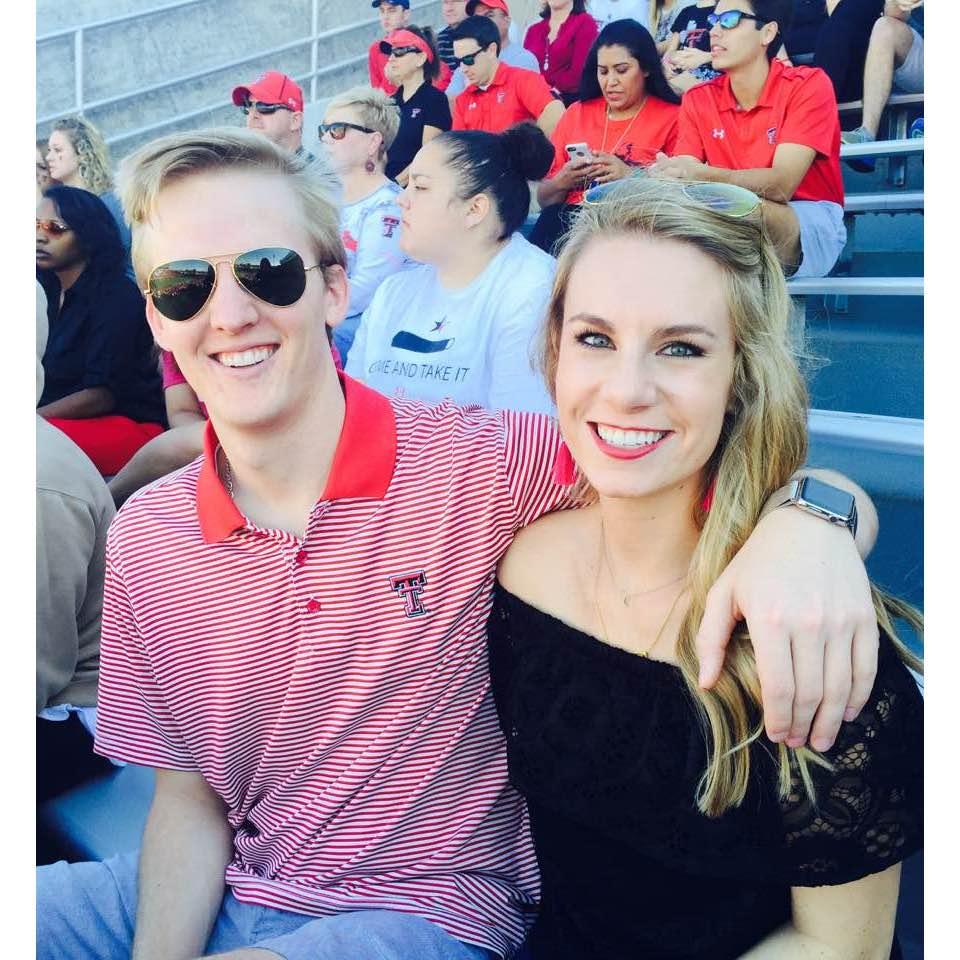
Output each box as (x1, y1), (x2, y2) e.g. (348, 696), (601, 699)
(346, 232), (556, 414)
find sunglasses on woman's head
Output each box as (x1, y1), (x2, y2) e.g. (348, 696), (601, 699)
(36, 218), (70, 236)
(241, 100), (292, 115)
(318, 121), (375, 140)
(584, 178), (762, 219)
(706, 10), (767, 30)
(144, 247), (328, 322)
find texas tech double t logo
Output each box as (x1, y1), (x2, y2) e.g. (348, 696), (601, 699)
(389, 571), (428, 618)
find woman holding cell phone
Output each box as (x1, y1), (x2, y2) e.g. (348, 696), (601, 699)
(529, 18), (680, 253)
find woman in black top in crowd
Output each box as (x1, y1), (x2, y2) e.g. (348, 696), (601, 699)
(37, 185), (164, 475)
(487, 176), (922, 959)
(383, 25), (453, 185)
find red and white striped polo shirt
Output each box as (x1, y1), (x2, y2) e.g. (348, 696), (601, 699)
(94, 374), (567, 955)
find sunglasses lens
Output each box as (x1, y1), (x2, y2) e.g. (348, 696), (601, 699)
(234, 247), (307, 307)
(149, 260), (216, 321)
(721, 12), (740, 28)
(685, 182), (761, 216)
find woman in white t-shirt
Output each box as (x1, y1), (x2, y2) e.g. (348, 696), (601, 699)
(347, 123), (557, 414)
(321, 86), (412, 360)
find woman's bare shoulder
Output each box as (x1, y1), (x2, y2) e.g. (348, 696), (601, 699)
(498, 505), (594, 603)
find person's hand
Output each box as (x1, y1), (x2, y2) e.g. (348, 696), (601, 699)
(588, 151), (633, 185)
(554, 155), (600, 190)
(694, 507), (879, 753)
(894, 0), (922, 11)
(649, 151), (705, 181)
(669, 48), (712, 71)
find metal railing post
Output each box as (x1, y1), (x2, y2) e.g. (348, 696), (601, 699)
(74, 28), (84, 114)
(310, 0), (319, 103)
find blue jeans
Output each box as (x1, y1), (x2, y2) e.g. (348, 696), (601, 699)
(37, 853), (496, 960)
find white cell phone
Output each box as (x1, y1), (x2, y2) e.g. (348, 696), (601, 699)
(565, 142), (593, 161)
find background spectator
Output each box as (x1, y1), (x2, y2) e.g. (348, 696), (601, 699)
(452, 14), (565, 134)
(588, 0), (651, 30)
(37, 186), (164, 475)
(782, 0), (828, 59)
(36, 281), (115, 828)
(814, 0), (884, 103)
(531, 19), (679, 252)
(320, 86), (411, 359)
(369, 0), (413, 94)
(346, 123), (556, 413)
(231, 70), (314, 160)
(437, 0), (470, 71)
(524, 1), (600, 105)
(383, 26), (453, 184)
(45, 116), (132, 273)
(652, 0), (846, 279)
(447, 1), (542, 97)
(651, 0), (686, 53)
(36, 138), (55, 201)
(662, 1), (721, 93)
(842, 0), (923, 146)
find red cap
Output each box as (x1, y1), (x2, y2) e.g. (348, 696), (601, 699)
(466, 0), (510, 14)
(379, 29), (435, 63)
(231, 71), (304, 112)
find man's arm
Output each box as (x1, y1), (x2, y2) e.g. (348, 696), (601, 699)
(536, 99), (565, 138)
(650, 142), (818, 203)
(38, 386), (115, 419)
(132, 768), (233, 960)
(696, 470), (880, 754)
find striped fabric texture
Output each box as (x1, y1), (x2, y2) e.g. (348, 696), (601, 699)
(94, 377), (567, 956)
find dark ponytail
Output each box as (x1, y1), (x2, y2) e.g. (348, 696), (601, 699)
(439, 122), (555, 240)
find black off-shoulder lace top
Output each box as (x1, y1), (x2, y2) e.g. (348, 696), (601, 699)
(487, 583), (923, 960)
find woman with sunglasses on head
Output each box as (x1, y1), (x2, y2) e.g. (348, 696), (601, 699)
(524, 1), (599, 105)
(382, 26), (453, 187)
(36, 186), (164, 475)
(487, 176), (922, 959)
(530, 18), (680, 252)
(346, 122), (556, 413)
(320, 86), (412, 360)
(46, 116), (134, 277)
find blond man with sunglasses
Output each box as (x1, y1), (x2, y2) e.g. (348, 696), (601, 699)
(37, 128), (885, 960)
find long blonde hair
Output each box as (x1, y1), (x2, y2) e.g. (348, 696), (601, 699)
(540, 176), (923, 817)
(51, 116), (114, 195)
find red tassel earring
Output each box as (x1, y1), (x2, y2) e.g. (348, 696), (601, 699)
(551, 441), (577, 486)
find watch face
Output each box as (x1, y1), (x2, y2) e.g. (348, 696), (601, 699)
(801, 477), (856, 518)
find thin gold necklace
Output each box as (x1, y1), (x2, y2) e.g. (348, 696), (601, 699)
(593, 514), (688, 659)
(599, 512), (687, 606)
(601, 94), (649, 156)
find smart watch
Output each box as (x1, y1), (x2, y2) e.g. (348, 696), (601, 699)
(777, 476), (858, 539)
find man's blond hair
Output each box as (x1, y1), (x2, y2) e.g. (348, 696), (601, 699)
(116, 127), (345, 285)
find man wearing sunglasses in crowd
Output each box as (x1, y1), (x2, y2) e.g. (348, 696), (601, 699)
(446, 1), (541, 98)
(232, 70), (315, 162)
(36, 127), (884, 960)
(651, 0), (846, 279)
(451, 14), (565, 135)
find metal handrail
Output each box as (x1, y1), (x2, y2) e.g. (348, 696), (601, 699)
(840, 138), (924, 159)
(807, 409), (923, 458)
(37, 0), (437, 137)
(845, 191), (924, 213)
(787, 276), (923, 297)
(837, 92), (923, 114)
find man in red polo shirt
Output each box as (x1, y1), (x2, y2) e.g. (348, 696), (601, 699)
(651, 0), (847, 278)
(36, 129), (881, 960)
(451, 14), (565, 135)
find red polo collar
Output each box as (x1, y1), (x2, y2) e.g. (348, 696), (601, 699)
(196, 373), (398, 543)
(467, 60), (509, 94)
(716, 57), (783, 114)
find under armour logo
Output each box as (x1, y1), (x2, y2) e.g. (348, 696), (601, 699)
(468, 102), (477, 110)
(390, 571), (429, 618)
(712, 128), (725, 140)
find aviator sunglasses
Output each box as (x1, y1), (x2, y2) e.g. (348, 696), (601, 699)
(36, 217), (71, 236)
(706, 10), (767, 30)
(584, 177), (762, 218)
(144, 247), (328, 322)
(241, 100), (292, 115)
(318, 121), (376, 140)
